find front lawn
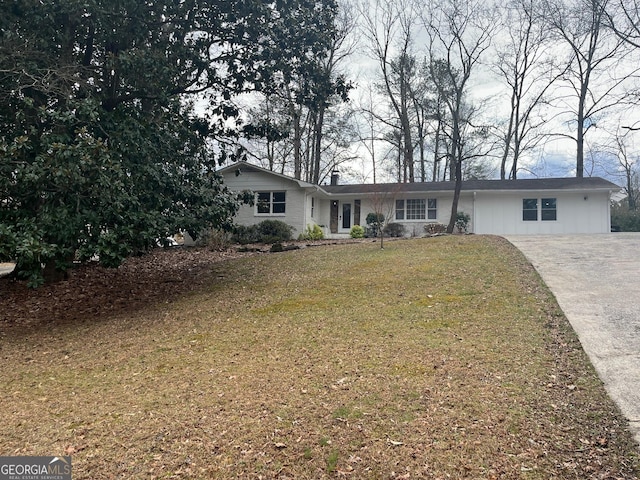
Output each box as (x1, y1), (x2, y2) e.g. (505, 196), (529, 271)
(0, 236), (637, 479)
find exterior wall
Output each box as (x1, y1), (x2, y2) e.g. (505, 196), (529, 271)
(314, 198), (334, 238)
(473, 190), (611, 234)
(222, 170), (311, 236)
(324, 193), (476, 237)
(321, 190), (611, 237)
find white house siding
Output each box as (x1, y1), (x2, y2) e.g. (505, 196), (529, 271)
(220, 163), (618, 237)
(326, 193), (477, 237)
(314, 197), (333, 237)
(222, 170), (310, 236)
(473, 190), (611, 234)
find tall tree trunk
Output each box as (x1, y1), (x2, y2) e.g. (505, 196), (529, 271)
(501, 96), (516, 179)
(627, 175), (636, 211)
(312, 106), (325, 184)
(400, 78), (414, 182)
(447, 112), (462, 234)
(293, 112), (302, 180)
(433, 120), (442, 181)
(511, 132), (522, 179)
(576, 98), (585, 178)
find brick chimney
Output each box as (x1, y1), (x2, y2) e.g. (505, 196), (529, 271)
(330, 170), (339, 186)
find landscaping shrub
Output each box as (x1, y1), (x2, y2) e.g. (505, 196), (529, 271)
(300, 224), (324, 241)
(256, 219), (294, 243)
(455, 212), (471, 233)
(196, 228), (231, 250)
(232, 220), (294, 244)
(425, 223), (447, 235)
(383, 222), (406, 237)
(350, 225), (365, 238)
(365, 213), (384, 237)
(611, 204), (640, 231)
(232, 225), (260, 245)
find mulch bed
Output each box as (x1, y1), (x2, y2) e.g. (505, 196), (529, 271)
(0, 247), (251, 331)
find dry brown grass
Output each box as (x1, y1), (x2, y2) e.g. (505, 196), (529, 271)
(0, 236), (638, 479)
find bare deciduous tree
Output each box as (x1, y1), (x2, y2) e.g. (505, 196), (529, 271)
(603, 0), (640, 49)
(359, 0), (420, 182)
(494, 0), (566, 179)
(541, 0), (636, 177)
(422, 0), (496, 233)
(354, 84), (384, 183)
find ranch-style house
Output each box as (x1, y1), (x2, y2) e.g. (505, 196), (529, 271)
(219, 162), (620, 238)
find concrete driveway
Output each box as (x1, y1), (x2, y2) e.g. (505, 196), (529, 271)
(505, 233), (640, 446)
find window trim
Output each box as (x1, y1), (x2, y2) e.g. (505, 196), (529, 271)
(406, 198), (426, 220)
(395, 199), (405, 220)
(255, 191), (286, 216)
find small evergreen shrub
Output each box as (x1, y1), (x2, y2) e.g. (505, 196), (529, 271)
(232, 220), (294, 244)
(455, 212), (471, 233)
(383, 222), (406, 237)
(256, 219), (294, 243)
(350, 225), (365, 238)
(232, 225), (260, 245)
(365, 212), (384, 237)
(300, 223), (324, 240)
(366, 212), (384, 227)
(611, 204), (640, 231)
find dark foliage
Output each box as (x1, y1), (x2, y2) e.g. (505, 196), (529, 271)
(383, 222), (406, 237)
(0, 0), (338, 286)
(611, 204), (640, 232)
(257, 220), (294, 244)
(232, 220), (294, 244)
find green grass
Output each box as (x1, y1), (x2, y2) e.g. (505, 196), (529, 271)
(0, 236), (638, 479)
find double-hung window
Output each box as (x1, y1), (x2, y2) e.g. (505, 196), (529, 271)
(396, 199), (432, 220)
(523, 198), (557, 221)
(256, 191), (286, 215)
(406, 199), (426, 220)
(395, 200), (405, 220)
(522, 199), (538, 221)
(541, 198), (557, 221)
(427, 199), (437, 220)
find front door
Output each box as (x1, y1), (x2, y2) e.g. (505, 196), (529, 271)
(342, 203), (351, 230)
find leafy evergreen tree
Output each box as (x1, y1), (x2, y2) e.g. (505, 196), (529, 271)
(0, 0), (325, 285)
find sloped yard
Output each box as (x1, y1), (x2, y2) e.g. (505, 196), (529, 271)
(0, 236), (638, 479)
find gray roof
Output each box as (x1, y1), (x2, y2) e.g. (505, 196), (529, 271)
(322, 177), (620, 196)
(218, 162), (319, 189)
(220, 162), (621, 196)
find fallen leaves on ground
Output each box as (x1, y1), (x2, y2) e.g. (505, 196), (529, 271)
(0, 247), (251, 329)
(0, 237), (638, 479)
